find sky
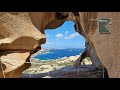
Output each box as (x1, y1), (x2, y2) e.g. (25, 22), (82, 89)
(41, 21), (85, 49)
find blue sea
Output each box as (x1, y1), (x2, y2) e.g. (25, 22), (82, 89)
(34, 48), (85, 60)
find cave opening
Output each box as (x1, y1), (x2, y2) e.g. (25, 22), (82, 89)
(22, 21), (103, 78)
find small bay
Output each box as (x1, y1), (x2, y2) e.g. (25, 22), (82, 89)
(34, 48), (85, 60)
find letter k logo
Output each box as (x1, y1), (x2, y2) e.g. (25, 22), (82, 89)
(99, 19), (111, 34)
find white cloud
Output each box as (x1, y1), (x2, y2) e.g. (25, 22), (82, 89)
(64, 33), (79, 39)
(65, 31), (69, 34)
(56, 33), (63, 38)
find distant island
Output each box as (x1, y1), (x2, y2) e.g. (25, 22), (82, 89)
(31, 48), (85, 60)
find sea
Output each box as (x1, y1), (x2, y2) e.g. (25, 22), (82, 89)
(34, 48), (85, 60)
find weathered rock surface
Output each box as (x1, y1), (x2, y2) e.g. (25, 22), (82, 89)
(0, 51), (30, 78)
(72, 12), (120, 78)
(68, 12), (103, 70)
(0, 12), (67, 78)
(1, 12), (120, 78)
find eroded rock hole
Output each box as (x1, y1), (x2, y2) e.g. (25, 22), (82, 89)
(22, 21), (104, 78)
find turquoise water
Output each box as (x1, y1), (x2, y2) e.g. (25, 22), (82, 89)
(34, 48), (85, 60)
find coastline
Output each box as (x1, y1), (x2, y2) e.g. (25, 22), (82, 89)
(21, 53), (104, 78)
(21, 55), (103, 78)
(21, 48), (101, 78)
(23, 54), (92, 74)
(31, 48), (85, 60)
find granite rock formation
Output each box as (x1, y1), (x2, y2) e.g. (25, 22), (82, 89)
(0, 12), (67, 78)
(71, 12), (120, 78)
(0, 12), (120, 78)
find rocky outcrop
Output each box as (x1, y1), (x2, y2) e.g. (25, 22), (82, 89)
(71, 12), (120, 78)
(0, 12), (67, 78)
(1, 12), (120, 78)
(68, 12), (103, 69)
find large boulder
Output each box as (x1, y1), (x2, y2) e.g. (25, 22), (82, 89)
(75, 12), (120, 78)
(0, 12), (67, 78)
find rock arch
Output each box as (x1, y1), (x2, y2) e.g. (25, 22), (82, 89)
(67, 12), (103, 70)
(0, 12), (120, 78)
